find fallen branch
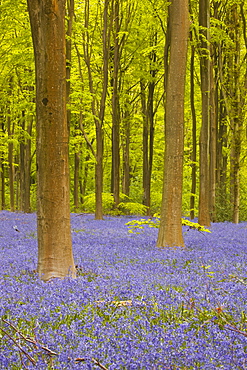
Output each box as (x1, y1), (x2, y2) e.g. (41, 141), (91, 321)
(0, 327), (36, 365)
(1, 318), (109, 369)
(75, 357), (109, 370)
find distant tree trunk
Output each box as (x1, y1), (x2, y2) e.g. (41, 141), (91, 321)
(209, 45), (217, 222)
(7, 78), (15, 212)
(217, 91), (228, 192)
(0, 114), (5, 210)
(157, 0), (189, 248)
(81, 0), (110, 220)
(111, 0), (121, 207)
(217, 47), (229, 219)
(27, 0), (76, 281)
(141, 37), (157, 217)
(198, 0), (211, 227)
(73, 151), (80, 211)
(20, 112), (32, 213)
(122, 104), (130, 196)
(189, 30), (197, 220)
(140, 80), (149, 210)
(0, 160), (4, 210)
(229, 4), (241, 224)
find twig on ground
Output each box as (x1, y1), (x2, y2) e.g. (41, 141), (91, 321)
(0, 327), (36, 365)
(2, 318), (109, 369)
(75, 357), (109, 370)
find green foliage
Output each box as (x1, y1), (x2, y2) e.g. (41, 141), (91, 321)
(82, 192), (147, 216)
(126, 216), (211, 234)
(117, 202), (148, 216)
(83, 193), (115, 214)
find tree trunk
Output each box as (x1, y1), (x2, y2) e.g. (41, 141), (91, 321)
(209, 46), (217, 222)
(81, 0), (110, 220)
(66, 0), (74, 134)
(0, 113), (5, 210)
(157, 0), (189, 248)
(20, 112), (32, 213)
(189, 30), (197, 220)
(111, 0), (121, 207)
(140, 80), (149, 210)
(73, 151), (80, 211)
(198, 0), (211, 226)
(229, 4), (241, 224)
(122, 104), (130, 196)
(27, 0), (76, 281)
(7, 78), (15, 212)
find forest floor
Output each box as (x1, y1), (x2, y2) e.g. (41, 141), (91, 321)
(0, 211), (246, 369)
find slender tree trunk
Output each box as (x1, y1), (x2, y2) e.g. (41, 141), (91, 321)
(95, 0), (110, 219)
(0, 115), (5, 210)
(190, 31), (197, 220)
(198, 0), (211, 226)
(157, 0), (189, 248)
(82, 0), (110, 220)
(140, 80), (149, 209)
(209, 46), (217, 222)
(122, 105), (130, 196)
(7, 78), (15, 212)
(74, 151), (80, 211)
(27, 0), (76, 281)
(0, 160), (4, 210)
(20, 112), (32, 213)
(229, 4), (241, 224)
(111, 0), (121, 207)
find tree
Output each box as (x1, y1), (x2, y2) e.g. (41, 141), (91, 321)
(27, 0), (76, 281)
(198, 0), (211, 227)
(75, 0), (111, 219)
(157, 0), (189, 248)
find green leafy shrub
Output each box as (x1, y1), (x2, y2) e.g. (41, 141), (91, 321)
(83, 193), (115, 213)
(117, 202), (148, 215)
(83, 192), (148, 215)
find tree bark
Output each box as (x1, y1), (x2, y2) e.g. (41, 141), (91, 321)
(189, 30), (197, 220)
(209, 45), (217, 222)
(229, 4), (241, 224)
(122, 103), (130, 196)
(7, 77), (15, 212)
(27, 0), (76, 281)
(157, 0), (189, 248)
(81, 0), (110, 220)
(111, 0), (121, 207)
(198, 0), (211, 226)
(20, 112), (32, 213)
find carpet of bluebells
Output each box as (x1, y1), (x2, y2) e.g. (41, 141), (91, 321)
(0, 211), (246, 369)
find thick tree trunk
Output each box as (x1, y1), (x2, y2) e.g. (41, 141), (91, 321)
(157, 0), (189, 248)
(27, 0), (76, 281)
(66, 0), (74, 134)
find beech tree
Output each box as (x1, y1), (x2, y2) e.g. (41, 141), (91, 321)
(27, 0), (76, 280)
(157, 0), (189, 248)
(198, 0), (211, 227)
